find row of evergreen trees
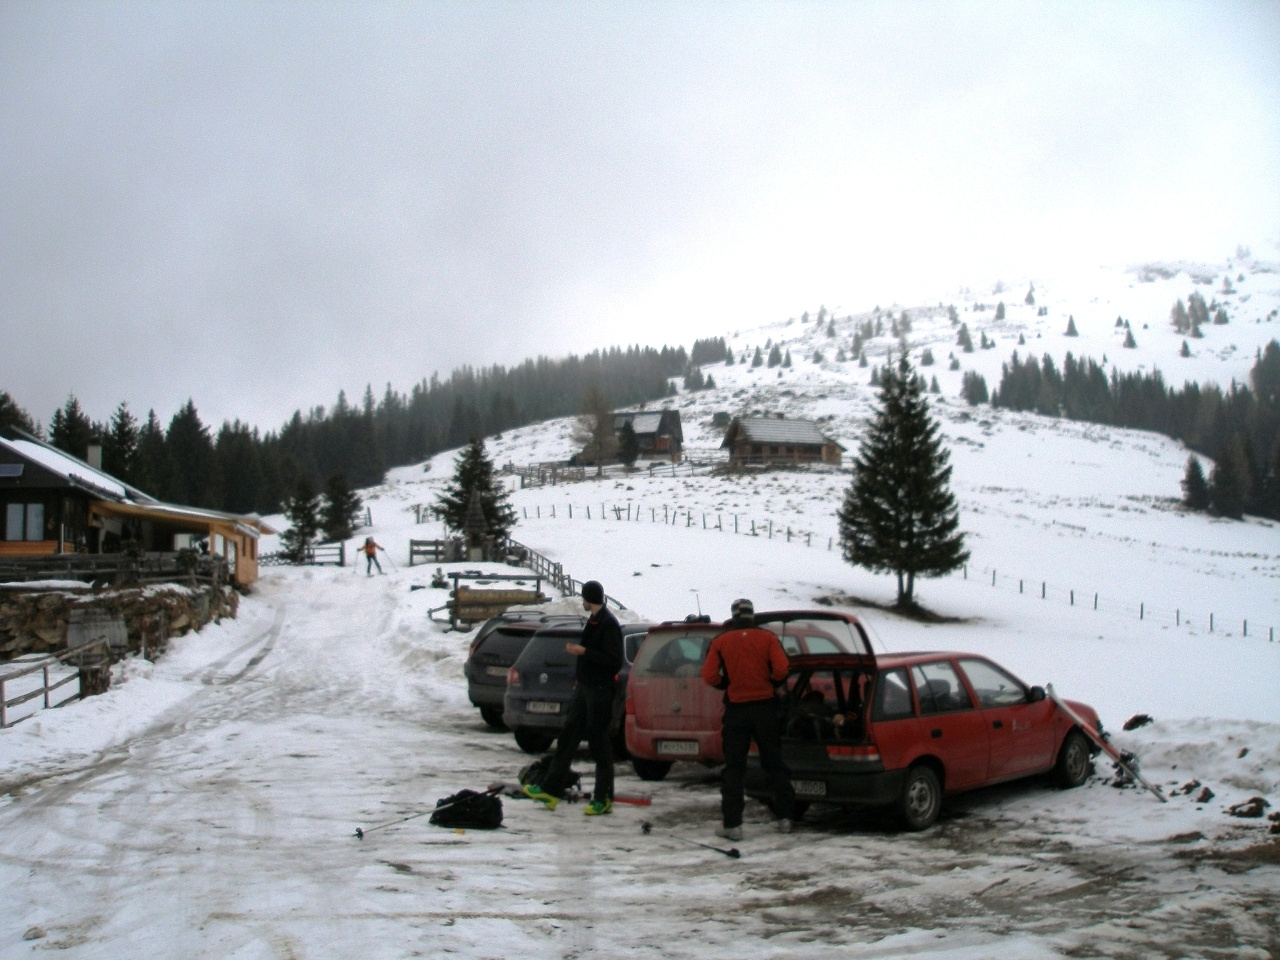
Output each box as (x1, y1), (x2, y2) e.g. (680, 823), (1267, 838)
(2, 343), (691, 514)
(988, 342), (1280, 519)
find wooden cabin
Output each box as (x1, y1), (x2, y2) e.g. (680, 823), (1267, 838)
(720, 415), (844, 467)
(0, 428), (273, 587)
(612, 409), (683, 461)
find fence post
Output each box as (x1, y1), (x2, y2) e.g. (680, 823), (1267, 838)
(1041, 582), (1046, 599)
(1140, 603), (1144, 620)
(717, 515), (722, 531)
(768, 521), (773, 539)
(735, 515), (739, 534)
(687, 512), (692, 527)
(992, 569), (997, 586)
(1, 678), (6, 727)
(1019, 579), (1023, 594)
(551, 505), (555, 518)
(702, 513), (706, 529)
(1070, 590), (1074, 606)
(537, 506), (540, 518)
(751, 520), (756, 536)
(43, 664), (51, 709)
(523, 508), (528, 519)
(828, 537), (832, 550)
(1243, 620), (1247, 637)
(1210, 613), (1214, 632)
(1176, 609), (1180, 626)
(652, 508), (655, 522)
(569, 505), (572, 519)
(786, 527), (791, 542)
(807, 533), (811, 547)
(602, 503), (605, 520)
(587, 507), (590, 519)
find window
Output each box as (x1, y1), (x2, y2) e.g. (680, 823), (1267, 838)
(5, 502), (45, 541)
(958, 658), (1028, 708)
(912, 661), (973, 714)
(872, 668), (913, 720)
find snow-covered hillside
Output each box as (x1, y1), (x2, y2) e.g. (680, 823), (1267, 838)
(2, 256), (1278, 958)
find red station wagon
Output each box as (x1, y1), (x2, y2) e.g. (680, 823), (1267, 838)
(745, 651), (1102, 829)
(624, 611), (869, 781)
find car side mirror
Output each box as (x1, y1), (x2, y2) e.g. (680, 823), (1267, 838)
(1028, 685), (1046, 702)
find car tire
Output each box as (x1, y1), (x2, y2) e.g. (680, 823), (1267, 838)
(631, 758), (673, 781)
(480, 707), (507, 730)
(514, 728), (555, 754)
(1055, 730), (1092, 788)
(900, 764), (942, 831)
(790, 801), (810, 821)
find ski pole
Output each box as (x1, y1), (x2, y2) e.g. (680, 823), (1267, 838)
(641, 821), (740, 859)
(354, 785), (501, 839)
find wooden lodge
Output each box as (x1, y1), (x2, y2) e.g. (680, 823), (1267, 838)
(0, 428), (273, 588)
(612, 409), (683, 461)
(720, 415), (844, 467)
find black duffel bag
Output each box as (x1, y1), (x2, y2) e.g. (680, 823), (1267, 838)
(429, 789), (504, 830)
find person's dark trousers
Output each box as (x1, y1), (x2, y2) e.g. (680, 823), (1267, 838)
(720, 697), (795, 828)
(543, 682), (614, 802)
(366, 554), (382, 575)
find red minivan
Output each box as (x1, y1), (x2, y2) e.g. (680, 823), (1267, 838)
(624, 611), (870, 781)
(744, 651), (1102, 829)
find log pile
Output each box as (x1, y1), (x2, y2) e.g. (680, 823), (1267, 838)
(0, 582), (238, 661)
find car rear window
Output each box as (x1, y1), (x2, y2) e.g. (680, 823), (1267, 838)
(912, 661), (974, 714)
(477, 627), (536, 659)
(633, 630), (717, 677)
(514, 633), (578, 669)
(758, 617), (868, 655)
(957, 658), (1029, 708)
(782, 666), (872, 741)
(872, 668), (914, 720)
(624, 631), (645, 662)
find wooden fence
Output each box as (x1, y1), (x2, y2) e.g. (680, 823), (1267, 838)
(0, 552), (229, 586)
(0, 637), (111, 728)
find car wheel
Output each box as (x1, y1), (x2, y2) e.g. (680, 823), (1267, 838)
(900, 764), (942, 831)
(479, 707), (507, 730)
(631, 758), (673, 781)
(791, 801), (810, 821)
(1055, 730), (1092, 788)
(514, 728), (555, 754)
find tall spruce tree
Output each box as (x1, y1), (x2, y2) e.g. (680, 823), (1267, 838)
(102, 403), (139, 483)
(279, 476), (321, 563)
(0, 392), (37, 434)
(838, 355), (969, 608)
(618, 420), (640, 468)
(321, 471), (363, 542)
(49, 395), (96, 459)
(1209, 436), (1249, 520)
(1181, 455), (1210, 511)
(437, 436), (514, 542)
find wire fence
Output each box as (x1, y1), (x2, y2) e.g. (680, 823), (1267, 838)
(509, 498), (1277, 644)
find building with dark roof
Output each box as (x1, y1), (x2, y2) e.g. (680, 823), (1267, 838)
(720, 415), (844, 467)
(0, 428), (273, 587)
(612, 409), (683, 461)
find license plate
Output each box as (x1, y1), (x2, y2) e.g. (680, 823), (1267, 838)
(527, 701), (561, 715)
(485, 666), (509, 677)
(656, 740), (699, 756)
(792, 780), (827, 797)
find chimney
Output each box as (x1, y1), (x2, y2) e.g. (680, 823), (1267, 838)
(87, 445), (103, 470)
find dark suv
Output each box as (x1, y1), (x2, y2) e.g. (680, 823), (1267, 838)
(464, 612), (585, 728)
(503, 621), (652, 754)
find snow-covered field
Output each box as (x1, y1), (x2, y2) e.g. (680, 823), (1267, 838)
(2, 258), (1278, 958)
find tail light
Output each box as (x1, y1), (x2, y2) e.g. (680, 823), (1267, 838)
(506, 668), (520, 687)
(625, 697), (635, 715)
(748, 743), (759, 755)
(826, 745), (881, 763)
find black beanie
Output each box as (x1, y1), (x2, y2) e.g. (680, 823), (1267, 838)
(731, 598), (754, 619)
(581, 580), (605, 604)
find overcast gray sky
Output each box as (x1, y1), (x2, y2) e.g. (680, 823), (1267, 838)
(3, 1), (1278, 432)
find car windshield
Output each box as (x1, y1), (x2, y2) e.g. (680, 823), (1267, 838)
(757, 616), (868, 655)
(632, 629), (719, 677)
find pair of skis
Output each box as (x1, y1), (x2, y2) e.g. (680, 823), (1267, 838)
(1046, 684), (1166, 803)
(488, 781), (652, 806)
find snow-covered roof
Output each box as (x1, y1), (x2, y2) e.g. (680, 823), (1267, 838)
(93, 500), (275, 538)
(614, 411), (667, 435)
(725, 417), (836, 447)
(0, 436), (136, 501)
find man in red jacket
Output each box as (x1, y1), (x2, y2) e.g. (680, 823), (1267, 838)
(701, 598), (795, 840)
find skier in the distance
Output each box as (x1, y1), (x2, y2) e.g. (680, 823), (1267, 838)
(362, 536), (385, 575)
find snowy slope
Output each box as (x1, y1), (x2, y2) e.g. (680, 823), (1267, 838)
(2, 256), (1278, 957)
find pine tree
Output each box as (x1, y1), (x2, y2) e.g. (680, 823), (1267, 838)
(321, 471), (363, 542)
(0, 392), (37, 434)
(838, 356), (969, 608)
(437, 436), (514, 541)
(962, 371), (989, 405)
(930, 375), (941, 394)
(767, 345), (783, 368)
(279, 476), (321, 563)
(957, 323), (974, 353)
(102, 402), (139, 482)
(752, 347), (764, 368)
(920, 348), (934, 366)
(1025, 284), (1035, 306)
(572, 385), (618, 474)
(618, 420), (640, 468)
(1180, 340), (1191, 358)
(1181, 456), (1210, 511)
(49, 395), (96, 459)
(1123, 328), (1137, 349)
(995, 301), (1006, 321)
(1065, 316), (1078, 336)
(1209, 435), (1249, 519)
(1171, 299), (1190, 332)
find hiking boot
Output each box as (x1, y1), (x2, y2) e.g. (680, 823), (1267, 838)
(715, 824), (743, 841)
(583, 798), (613, 816)
(522, 783), (559, 810)
(775, 818), (793, 834)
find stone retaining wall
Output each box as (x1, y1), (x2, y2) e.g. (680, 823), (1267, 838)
(0, 581), (238, 661)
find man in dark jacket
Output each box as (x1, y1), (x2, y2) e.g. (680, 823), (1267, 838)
(701, 598), (795, 839)
(524, 580), (622, 815)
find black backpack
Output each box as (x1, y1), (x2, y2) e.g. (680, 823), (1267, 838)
(518, 756), (580, 792)
(429, 789), (504, 830)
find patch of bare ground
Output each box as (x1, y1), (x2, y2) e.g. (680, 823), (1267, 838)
(1175, 836), (1280, 874)
(814, 592), (972, 624)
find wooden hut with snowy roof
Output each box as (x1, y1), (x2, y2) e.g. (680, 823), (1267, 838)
(0, 427), (273, 587)
(612, 409), (683, 461)
(720, 415), (844, 467)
